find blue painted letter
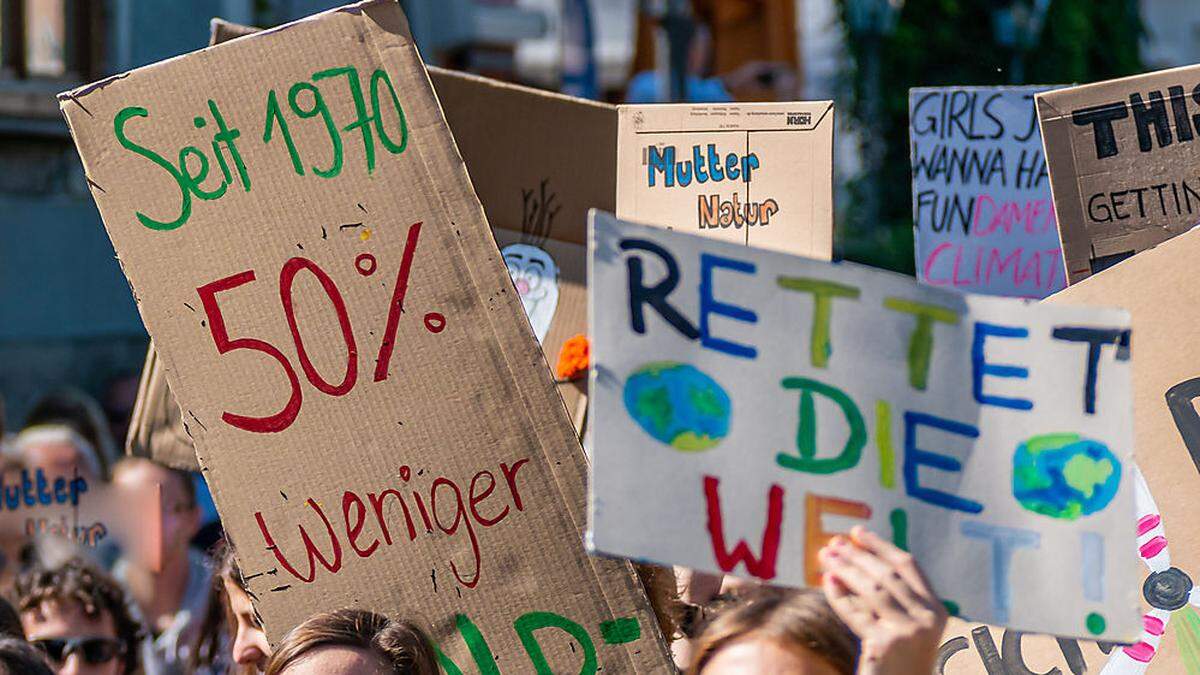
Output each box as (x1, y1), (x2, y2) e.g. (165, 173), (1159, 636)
(700, 253), (757, 359)
(903, 412), (983, 513)
(972, 322), (1033, 411)
(960, 521), (1040, 624)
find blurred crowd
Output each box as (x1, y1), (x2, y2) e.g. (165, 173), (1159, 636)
(0, 383), (950, 674)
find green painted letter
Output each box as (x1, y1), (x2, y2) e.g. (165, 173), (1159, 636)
(882, 297), (960, 390)
(778, 377), (865, 474)
(514, 611), (597, 675)
(113, 106), (191, 231)
(777, 277), (860, 368)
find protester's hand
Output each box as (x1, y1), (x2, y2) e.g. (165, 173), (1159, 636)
(818, 526), (947, 675)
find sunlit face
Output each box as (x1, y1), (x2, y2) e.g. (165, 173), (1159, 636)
(113, 461), (198, 559)
(225, 576), (271, 672)
(277, 645), (390, 675)
(22, 598), (124, 675)
(700, 637), (841, 675)
(22, 441), (98, 484)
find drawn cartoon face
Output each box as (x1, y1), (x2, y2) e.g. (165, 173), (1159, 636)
(502, 243), (559, 344)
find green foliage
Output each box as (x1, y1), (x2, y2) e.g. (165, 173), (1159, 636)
(833, 0), (1144, 273)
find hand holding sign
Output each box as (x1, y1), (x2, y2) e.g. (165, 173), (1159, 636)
(820, 527), (947, 674)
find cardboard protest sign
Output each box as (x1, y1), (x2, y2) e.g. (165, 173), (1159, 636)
(126, 20), (618, 469)
(431, 68), (617, 435)
(615, 102), (834, 258)
(62, 3), (670, 670)
(938, 227), (1200, 672)
(910, 86), (1066, 298)
(1038, 65), (1200, 283)
(588, 209), (1139, 639)
(1042, 226), (1200, 673)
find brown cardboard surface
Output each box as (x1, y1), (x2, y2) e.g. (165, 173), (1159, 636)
(1038, 65), (1200, 283)
(426, 66), (617, 434)
(615, 101), (834, 258)
(125, 342), (198, 471)
(126, 20), (618, 470)
(936, 618), (1111, 673)
(939, 226), (1200, 673)
(62, 2), (669, 670)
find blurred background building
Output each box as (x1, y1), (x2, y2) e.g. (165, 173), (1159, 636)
(0, 0), (1189, 429)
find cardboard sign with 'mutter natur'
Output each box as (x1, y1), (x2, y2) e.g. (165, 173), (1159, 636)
(1038, 65), (1200, 283)
(910, 86), (1066, 298)
(587, 210), (1138, 640)
(62, 3), (669, 670)
(616, 102), (833, 258)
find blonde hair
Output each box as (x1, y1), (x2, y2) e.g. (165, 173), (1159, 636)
(265, 609), (437, 675)
(688, 587), (858, 674)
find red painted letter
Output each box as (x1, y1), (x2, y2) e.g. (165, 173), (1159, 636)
(703, 475), (783, 580)
(255, 499), (343, 583)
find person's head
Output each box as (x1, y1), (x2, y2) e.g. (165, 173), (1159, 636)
(688, 587), (858, 675)
(215, 541), (271, 672)
(15, 557), (142, 675)
(112, 458), (198, 562)
(0, 636), (54, 675)
(265, 609), (437, 675)
(24, 390), (116, 480)
(13, 426), (104, 484)
(101, 374), (141, 448)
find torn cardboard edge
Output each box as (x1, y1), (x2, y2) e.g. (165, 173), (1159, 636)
(1037, 63), (1200, 284)
(70, 3), (668, 668)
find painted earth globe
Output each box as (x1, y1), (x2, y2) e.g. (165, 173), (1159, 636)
(1012, 433), (1121, 520)
(623, 362), (730, 452)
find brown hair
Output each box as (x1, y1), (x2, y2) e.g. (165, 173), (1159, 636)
(191, 538), (262, 675)
(687, 587), (858, 675)
(265, 608), (438, 675)
(14, 557), (143, 675)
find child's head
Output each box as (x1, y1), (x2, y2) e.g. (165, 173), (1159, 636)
(688, 587), (858, 675)
(15, 557), (142, 675)
(265, 608), (437, 675)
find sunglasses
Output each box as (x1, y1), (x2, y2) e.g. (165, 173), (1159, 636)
(31, 637), (125, 665)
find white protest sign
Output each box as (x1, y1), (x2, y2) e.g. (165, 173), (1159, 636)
(587, 210), (1138, 640)
(910, 86), (1066, 298)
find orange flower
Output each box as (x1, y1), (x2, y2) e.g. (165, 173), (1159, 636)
(555, 334), (590, 381)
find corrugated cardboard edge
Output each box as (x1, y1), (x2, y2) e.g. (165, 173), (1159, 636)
(120, 19), (257, 474)
(1036, 92), (1094, 285)
(124, 343), (200, 471)
(812, 101), (835, 259)
(209, 17), (260, 44)
(62, 2), (668, 667)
